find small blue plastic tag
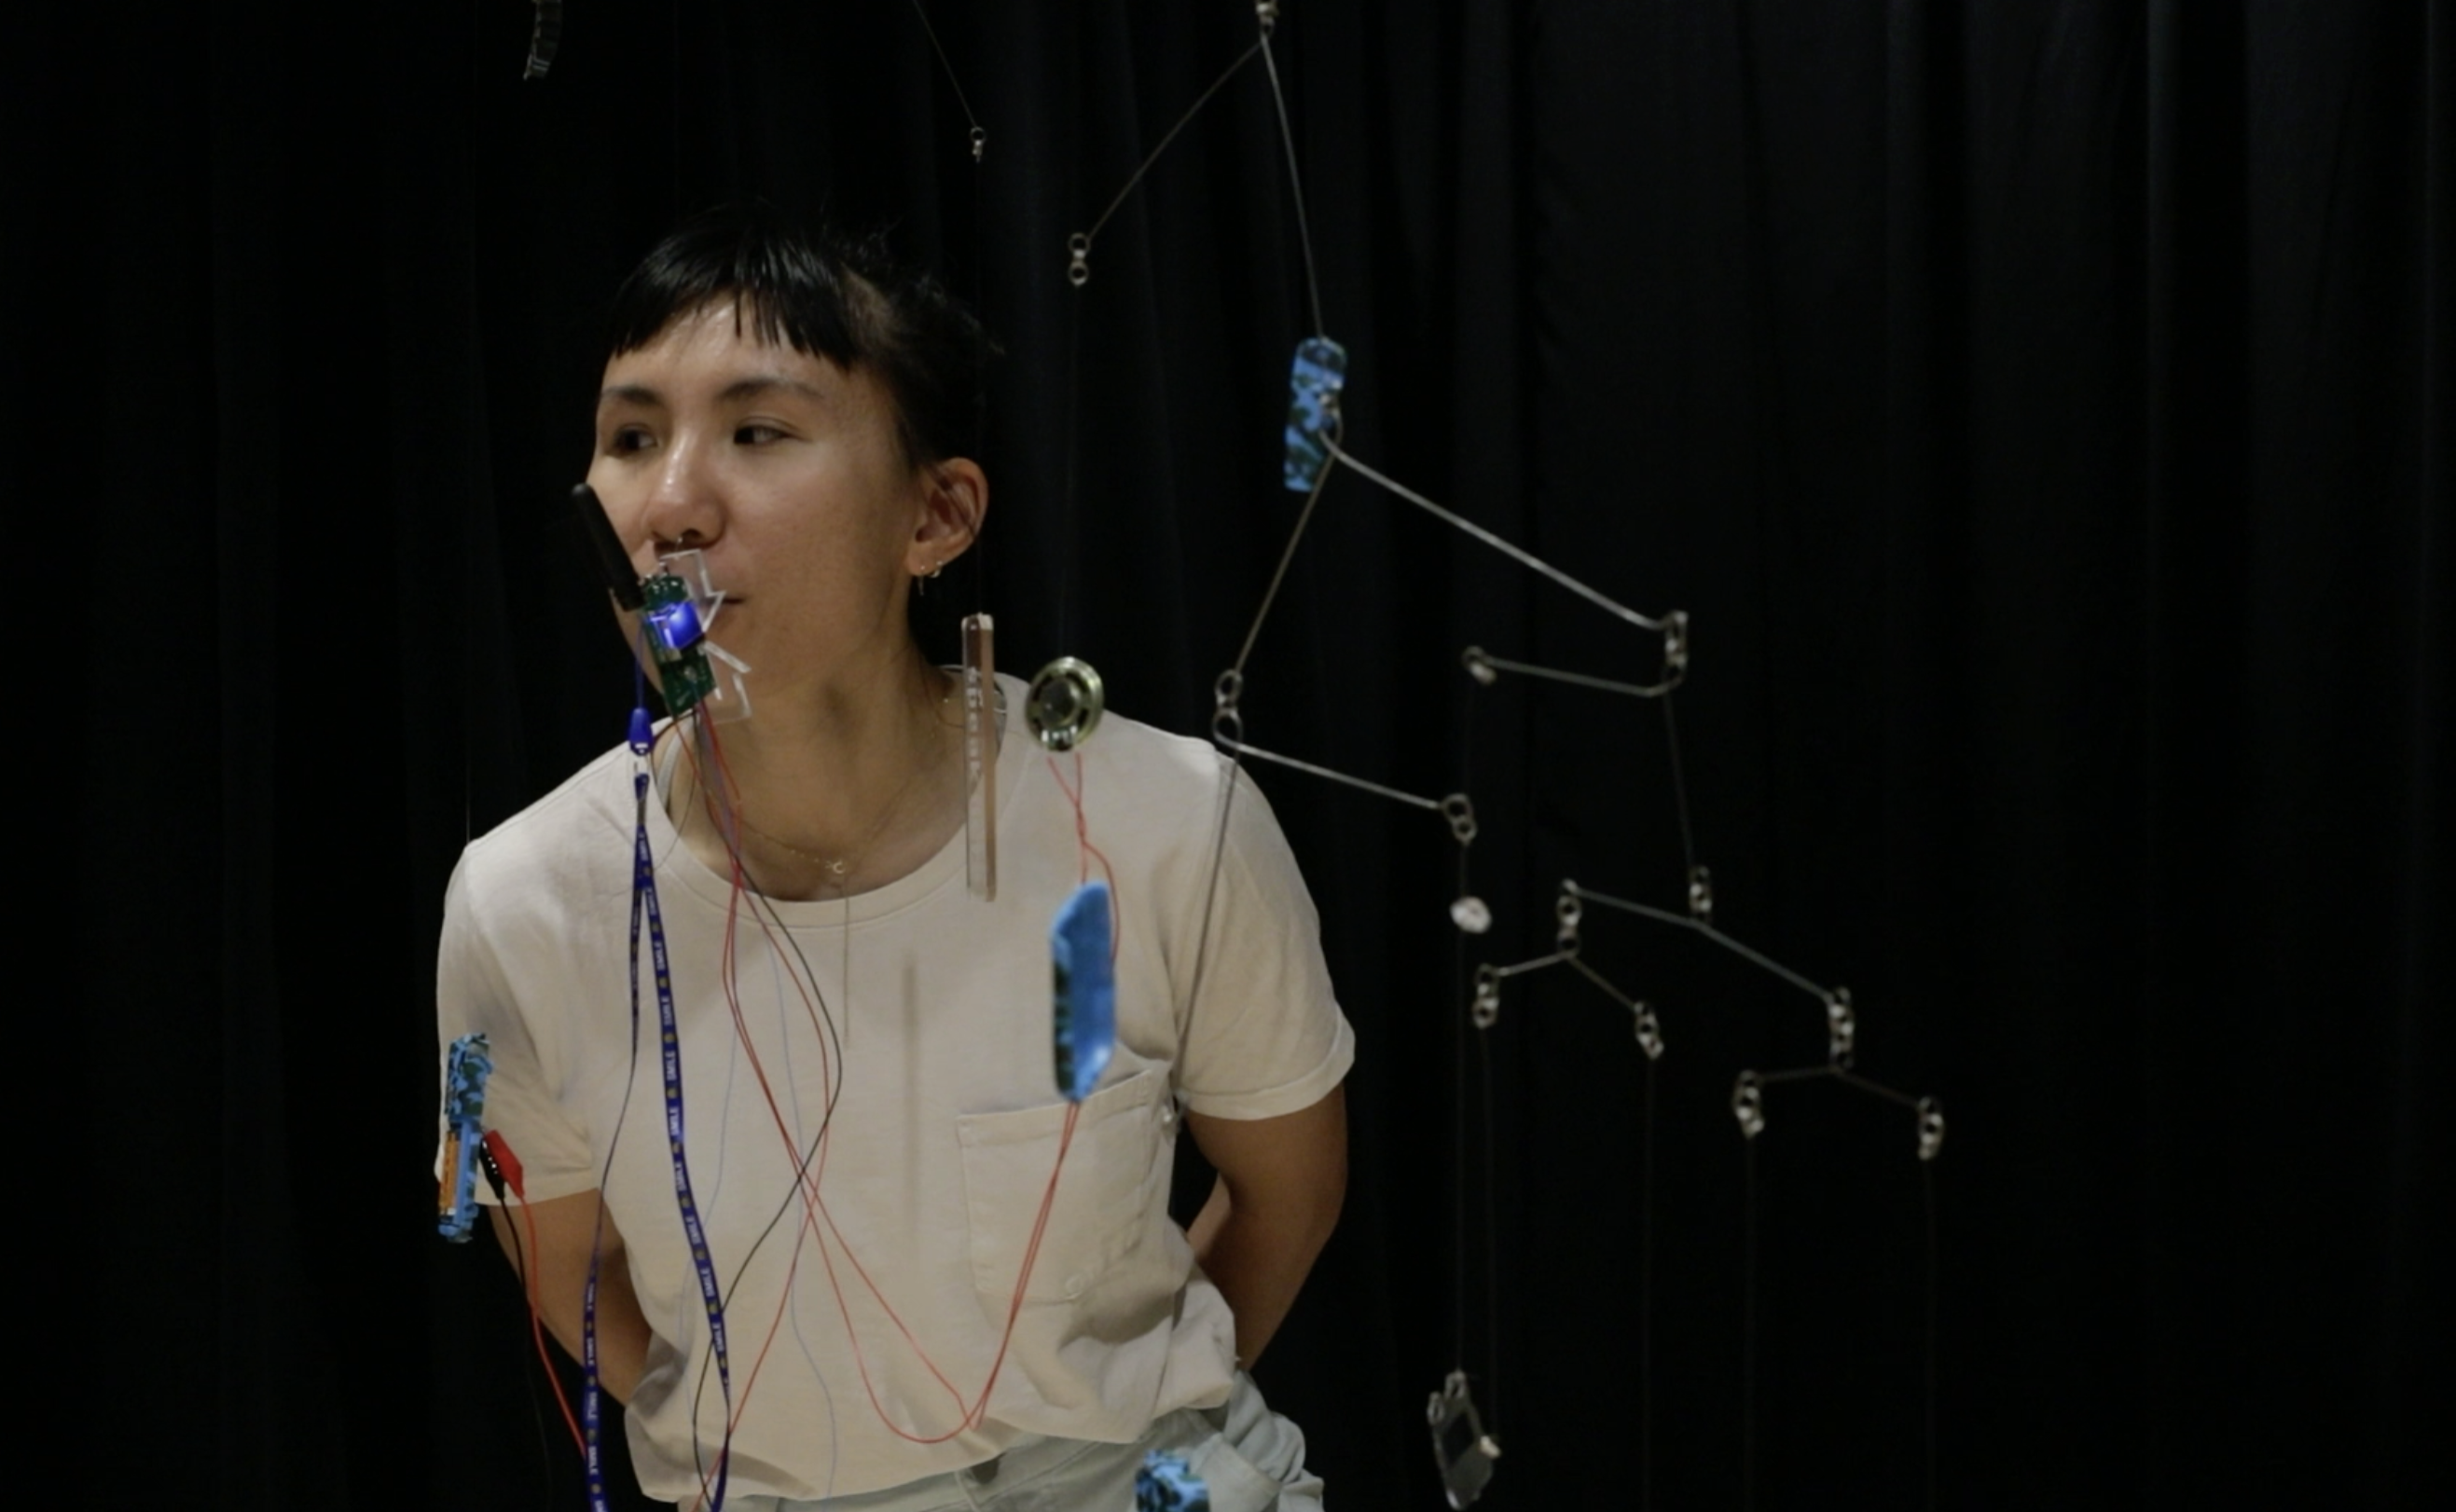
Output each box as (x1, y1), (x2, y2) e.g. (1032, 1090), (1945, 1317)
(1282, 336), (1348, 491)
(436, 1033), (494, 1243)
(1136, 1450), (1210, 1512)
(1052, 882), (1116, 1103)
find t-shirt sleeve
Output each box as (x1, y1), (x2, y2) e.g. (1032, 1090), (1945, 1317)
(1170, 763), (1355, 1120)
(435, 849), (599, 1205)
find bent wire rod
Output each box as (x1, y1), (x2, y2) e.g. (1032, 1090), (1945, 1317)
(904, 0), (987, 158)
(1214, 734), (1442, 814)
(1463, 644), (1684, 701)
(1230, 440), (1339, 677)
(1753, 1064), (1923, 1108)
(1476, 952), (1664, 1045)
(1735, 1066), (1948, 1161)
(1474, 887), (1668, 1052)
(1566, 882), (1834, 1004)
(1072, 38), (1265, 269)
(1326, 441), (1673, 633)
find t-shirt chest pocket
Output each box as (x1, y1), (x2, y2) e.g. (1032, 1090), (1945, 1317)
(956, 1065), (1176, 1304)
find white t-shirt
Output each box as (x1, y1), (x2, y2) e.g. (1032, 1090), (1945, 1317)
(436, 675), (1354, 1503)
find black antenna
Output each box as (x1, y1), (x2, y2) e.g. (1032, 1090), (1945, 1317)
(571, 483), (645, 611)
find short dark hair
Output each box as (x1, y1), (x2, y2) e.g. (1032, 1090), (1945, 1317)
(605, 207), (987, 466)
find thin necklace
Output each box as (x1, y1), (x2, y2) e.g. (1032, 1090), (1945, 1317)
(728, 701), (956, 892)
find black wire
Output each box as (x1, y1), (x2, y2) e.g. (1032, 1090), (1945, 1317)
(1638, 1055), (1657, 1512)
(498, 1202), (560, 1507)
(678, 716), (852, 1481)
(1740, 1134), (1758, 1512)
(669, 0), (683, 220)
(1057, 287), (1083, 652)
(684, 884), (848, 1450)
(1923, 1159), (1940, 1512)
(1660, 693), (1699, 887)
(969, 130), (988, 612)
(1451, 839), (1469, 1371)
(1475, 1001), (1501, 1434)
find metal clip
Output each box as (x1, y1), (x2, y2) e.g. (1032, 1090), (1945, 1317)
(1471, 965), (1500, 1029)
(1554, 885), (1582, 955)
(1917, 1097), (1945, 1161)
(1256, 0), (1279, 32)
(1210, 668), (1245, 746)
(1067, 232), (1091, 287)
(1825, 987), (1856, 1068)
(1442, 793), (1479, 845)
(1634, 1001), (1663, 1061)
(1732, 1071), (1764, 1138)
(1461, 646), (1497, 685)
(969, 126), (987, 162)
(1662, 611), (1690, 682)
(1687, 864), (1714, 923)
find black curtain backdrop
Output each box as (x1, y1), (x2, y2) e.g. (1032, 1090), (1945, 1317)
(30, 1), (2446, 1506)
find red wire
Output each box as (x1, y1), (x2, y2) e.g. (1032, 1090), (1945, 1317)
(487, 1131), (586, 1458)
(664, 716), (1098, 1494)
(689, 719), (973, 1458)
(1046, 754), (1122, 962)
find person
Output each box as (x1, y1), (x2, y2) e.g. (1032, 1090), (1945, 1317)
(436, 210), (1353, 1512)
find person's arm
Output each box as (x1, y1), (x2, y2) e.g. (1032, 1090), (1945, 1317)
(1183, 1082), (1347, 1370)
(488, 1189), (654, 1404)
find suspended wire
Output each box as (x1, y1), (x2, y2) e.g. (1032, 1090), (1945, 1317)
(1081, 40), (1264, 251)
(1740, 1134), (1759, 1512)
(1476, 1001), (1502, 1432)
(1660, 695), (1700, 886)
(1638, 1054), (1658, 1512)
(1568, 884), (1836, 1004)
(1257, 31), (1326, 336)
(1924, 1161), (1940, 1512)
(1231, 427), (1338, 677)
(1329, 444), (1672, 633)
(1451, 841), (1470, 1370)
(904, 0), (984, 148)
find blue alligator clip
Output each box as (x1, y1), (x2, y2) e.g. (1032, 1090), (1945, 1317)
(1282, 336), (1348, 491)
(1136, 1450), (1210, 1512)
(1052, 882), (1116, 1103)
(437, 1033), (494, 1243)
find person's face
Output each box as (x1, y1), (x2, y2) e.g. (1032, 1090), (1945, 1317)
(586, 301), (971, 696)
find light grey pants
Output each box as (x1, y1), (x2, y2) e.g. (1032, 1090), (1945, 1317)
(731, 1373), (1324, 1512)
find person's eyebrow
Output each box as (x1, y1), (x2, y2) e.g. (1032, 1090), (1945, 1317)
(597, 374), (831, 410)
(714, 375), (830, 405)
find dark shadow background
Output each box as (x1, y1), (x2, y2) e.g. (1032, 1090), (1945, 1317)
(26, 0), (2446, 1506)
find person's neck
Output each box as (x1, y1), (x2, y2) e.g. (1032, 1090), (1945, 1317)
(670, 643), (964, 900)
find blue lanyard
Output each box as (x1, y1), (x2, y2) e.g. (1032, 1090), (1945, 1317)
(581, 752), (734, 1512)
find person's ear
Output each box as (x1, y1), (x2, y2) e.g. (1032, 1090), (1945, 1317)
(906, 458), (987, 577)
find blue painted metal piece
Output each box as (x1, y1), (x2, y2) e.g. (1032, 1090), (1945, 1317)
(1282, 336), (1348, 490)
(436, 1033), (493, 1243)
(1052, 882), (1116, 1102)
(1136, 1450), (1210, 1512)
